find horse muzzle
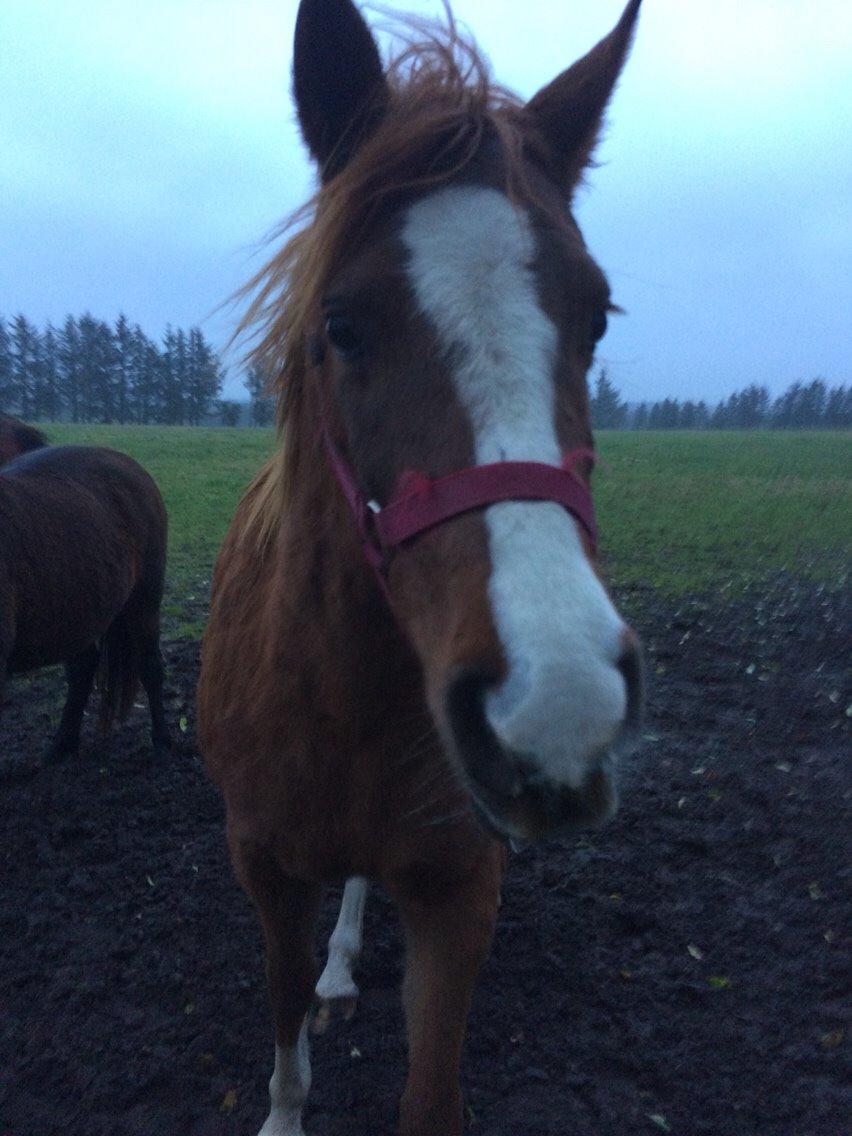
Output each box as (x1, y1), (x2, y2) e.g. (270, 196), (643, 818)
(444, 640), (643, 843)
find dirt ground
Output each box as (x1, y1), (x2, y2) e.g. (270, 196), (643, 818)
(0, 576), (848, 1136)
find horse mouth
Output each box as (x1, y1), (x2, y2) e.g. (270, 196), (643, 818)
(444, 667), (620, 844)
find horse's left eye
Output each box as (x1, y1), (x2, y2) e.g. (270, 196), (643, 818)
(590, 309), (608, 345)
(325, 313), (363, 360)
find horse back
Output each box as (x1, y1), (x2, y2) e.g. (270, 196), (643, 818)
(0, 446), (167, 671)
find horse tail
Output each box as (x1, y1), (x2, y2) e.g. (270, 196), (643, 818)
(97, 610), (140, 730)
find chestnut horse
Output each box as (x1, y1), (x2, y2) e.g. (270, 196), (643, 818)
(0, 413), (47, 465)
(199, 1), (645, 1132)
(0, 424), (170, 763)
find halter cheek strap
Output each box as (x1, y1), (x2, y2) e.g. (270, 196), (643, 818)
(320, 420), (598, 588)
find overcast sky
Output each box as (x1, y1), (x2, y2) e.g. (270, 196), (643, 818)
(2, 0), (850, 402)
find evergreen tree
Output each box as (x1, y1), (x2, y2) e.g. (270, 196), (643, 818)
(245, 363), (275, 426)
(799, 379), (827, 426)
(727, 384), (770, 428)
(114, 314), (134, 424)
(590, 368), (627, 428)
(36, 324), (62, 420)
(649, 398), (681, 428)
(710, 399), (728, 429)
(10, 314), (41, 418)
(127, 325), (160, 424)
(631, 401), (649, 430)
(0, 317), (14, 411)
(158, 327), (187, 424)
(185, 328), (223, 425)
(57, 316), (82, 422)
(75, 314), (116, 422)
(771, 380), (828, 429)
(824, 384), (852, 428)
(218, 399), (241, 427)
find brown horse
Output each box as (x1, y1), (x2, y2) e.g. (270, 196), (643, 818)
(199, 1), (645, 1132)
(0, 413), (47, 465)
(0, 425), (170, 763)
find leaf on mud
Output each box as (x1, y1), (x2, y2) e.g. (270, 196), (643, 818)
(620, 968), (632, 980)
(647, 1113), (671, 1132)
(643, 733), (661, 743)
(808, 882), (824, 900)
(775, 761), (792, 773)
(745, 663), (756, 675)
(707, 788), (722, 802)
(609, 892), (623, 902)
(350, 1045), (362, 1059)
(828, 690), (840, 704)
(179, 715), (188, 733)
(184, 1002), (195, 1015)
(820, 1029), (844, 1049)
(708, 975), (730, 989)
(677, 797), (686, 809)
(220, 1089), (237, 1113)
(687, 944), (704, 961)
(146, 875), (155, 888)
(691, 765), (706, 776)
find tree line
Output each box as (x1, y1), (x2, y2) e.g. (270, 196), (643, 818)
(0, 314), (225, 425)
(591, 371), (851, 430)
(2, 313), (848, 431)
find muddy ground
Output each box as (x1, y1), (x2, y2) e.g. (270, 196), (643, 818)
(0, 577), (848, 1136)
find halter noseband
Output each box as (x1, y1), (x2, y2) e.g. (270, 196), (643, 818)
(321, 420), (598, 594)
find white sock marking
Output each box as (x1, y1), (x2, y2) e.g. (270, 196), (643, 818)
(258, 1022), (310, 1136)
(316, 876), (368, 1006)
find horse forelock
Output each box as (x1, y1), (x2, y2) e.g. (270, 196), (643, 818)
(234, 12), (565, 552)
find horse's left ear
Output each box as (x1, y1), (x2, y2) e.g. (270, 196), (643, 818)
(293, 0), (389, 182)
(526, 0), (642, 189)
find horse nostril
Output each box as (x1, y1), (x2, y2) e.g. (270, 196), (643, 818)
(445, 666), (489, 752)
(617, 628), (645, 734)
(444, 662), (520, 799)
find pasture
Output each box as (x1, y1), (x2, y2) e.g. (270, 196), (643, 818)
(0, 424), (848, 1136)
(43, 423), (852, 605)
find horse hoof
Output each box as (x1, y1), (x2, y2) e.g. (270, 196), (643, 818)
(311, 993), (358, 1035)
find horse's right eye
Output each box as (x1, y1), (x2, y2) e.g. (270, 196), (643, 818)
(325, 313), (363, 361)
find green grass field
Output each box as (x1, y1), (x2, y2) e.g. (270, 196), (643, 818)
(40, 425), (850, 631)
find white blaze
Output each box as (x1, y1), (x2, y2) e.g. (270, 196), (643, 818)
(403, 186), (626, 787)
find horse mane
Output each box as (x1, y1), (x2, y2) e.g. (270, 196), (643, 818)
(236, 8), (543, 552)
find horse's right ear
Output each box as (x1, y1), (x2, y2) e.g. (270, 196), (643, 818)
(293, 0), (389, 182)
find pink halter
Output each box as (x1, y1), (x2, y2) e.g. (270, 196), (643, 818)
(321, 420), (598, 592)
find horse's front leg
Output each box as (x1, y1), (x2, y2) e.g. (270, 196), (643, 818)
(394, 843), (503, 1136)
(232, 836), (322, 1136)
